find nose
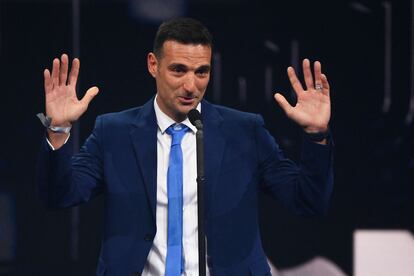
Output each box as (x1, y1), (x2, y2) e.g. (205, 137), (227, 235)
(183, 73), (197, 93)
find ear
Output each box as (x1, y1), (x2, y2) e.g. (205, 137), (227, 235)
(147, 52), (158, 78)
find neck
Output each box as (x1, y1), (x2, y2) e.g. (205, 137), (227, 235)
(155, 97), (187, 123)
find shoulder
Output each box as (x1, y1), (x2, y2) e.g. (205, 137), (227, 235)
(95, 107), (142, 127)
(205, 101), (264, 126)
(97, 106), (142, 125)
(95, 97), (154, 128)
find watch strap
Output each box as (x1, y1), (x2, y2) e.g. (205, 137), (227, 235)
(36, 113), (72, 134)
(304, 128), (330, 142)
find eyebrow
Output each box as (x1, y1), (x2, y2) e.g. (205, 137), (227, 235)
(195, 65), (211, 73)
(168, 63), (187, 71)
(167, 63), (211, 72)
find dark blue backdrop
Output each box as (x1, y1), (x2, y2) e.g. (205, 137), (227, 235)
(0, 0), (413, 275)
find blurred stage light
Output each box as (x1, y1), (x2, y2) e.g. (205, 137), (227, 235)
(354, 230), (414, 276)
(128, 0), (187, 24)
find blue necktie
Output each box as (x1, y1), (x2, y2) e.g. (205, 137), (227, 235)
(165, 124), (189, 276)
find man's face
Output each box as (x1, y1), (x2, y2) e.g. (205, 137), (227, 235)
(147, 40), (212, 122)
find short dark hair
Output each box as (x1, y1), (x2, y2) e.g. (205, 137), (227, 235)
(153, 17), (213, 58)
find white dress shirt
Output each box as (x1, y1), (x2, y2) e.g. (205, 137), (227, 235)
(142, 97), (210, 276)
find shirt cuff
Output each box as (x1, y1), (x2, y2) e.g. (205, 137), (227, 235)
(45, 133), (71, 151)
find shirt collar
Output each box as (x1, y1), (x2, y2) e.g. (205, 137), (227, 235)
(153, 94), (201, 134)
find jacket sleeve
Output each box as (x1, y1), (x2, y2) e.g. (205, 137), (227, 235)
(255, 114), (334, 216)
(36, 116), (105, 209)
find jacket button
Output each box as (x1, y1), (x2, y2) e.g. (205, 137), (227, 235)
(144, 234), (153, 241)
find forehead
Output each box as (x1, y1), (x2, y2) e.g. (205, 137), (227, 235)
(160, 40), (212, 66)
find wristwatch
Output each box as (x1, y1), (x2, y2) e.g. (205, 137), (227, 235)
(36, 113), (72, 134)
(304, 128), (330, 142)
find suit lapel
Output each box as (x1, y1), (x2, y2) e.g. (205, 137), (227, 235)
(202, 100), (226, 217)
(129, 98), (158, 221)
(128, 99), (226, 221)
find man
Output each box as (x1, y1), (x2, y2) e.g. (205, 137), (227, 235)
(37, 17), (333, 275)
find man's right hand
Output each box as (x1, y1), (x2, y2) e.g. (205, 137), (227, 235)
(44, 54), (99, 149)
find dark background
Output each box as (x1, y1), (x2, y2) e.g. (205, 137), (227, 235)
(0, 0), (413, 275)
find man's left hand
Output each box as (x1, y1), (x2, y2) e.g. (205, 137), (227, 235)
(274, 59), (331, 134)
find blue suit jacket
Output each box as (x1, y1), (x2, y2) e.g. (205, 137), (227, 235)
(37, 98), (333, 276)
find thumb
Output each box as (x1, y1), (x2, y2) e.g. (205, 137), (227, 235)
(274, 93), (293, 116)
(81, 86), (99, 108)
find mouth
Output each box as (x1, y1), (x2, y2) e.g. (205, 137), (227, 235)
(178, 96), (197, 105)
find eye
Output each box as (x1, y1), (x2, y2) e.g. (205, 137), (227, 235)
(196, 72), (208, 78)
(172, 67), (184, 73)
(195, 67), (210, 78)
(169, 64), (187, 75)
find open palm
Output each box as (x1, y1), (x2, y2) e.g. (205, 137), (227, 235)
(44, 54), (99, 126)
(275, 59), (330, 134)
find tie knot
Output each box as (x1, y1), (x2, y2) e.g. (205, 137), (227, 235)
(166, 124), (189, 145)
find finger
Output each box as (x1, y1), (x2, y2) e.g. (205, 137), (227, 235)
(80, 86), (99, 108)
(44, 69), (52, 94)
(314, 61), (322, 91)
(68, 58), (80, 86)
(302, 58), (314, 90)
(59, 53), (69, 86)
(51, 58), (60, 89)
(287, 66), (304, 94)
(321, 74), (330, 96)
(274, 93), (294, 117)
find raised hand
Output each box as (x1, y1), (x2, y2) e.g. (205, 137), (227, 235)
(44, 54), (99, 127)
(274, 59), (330, 134)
